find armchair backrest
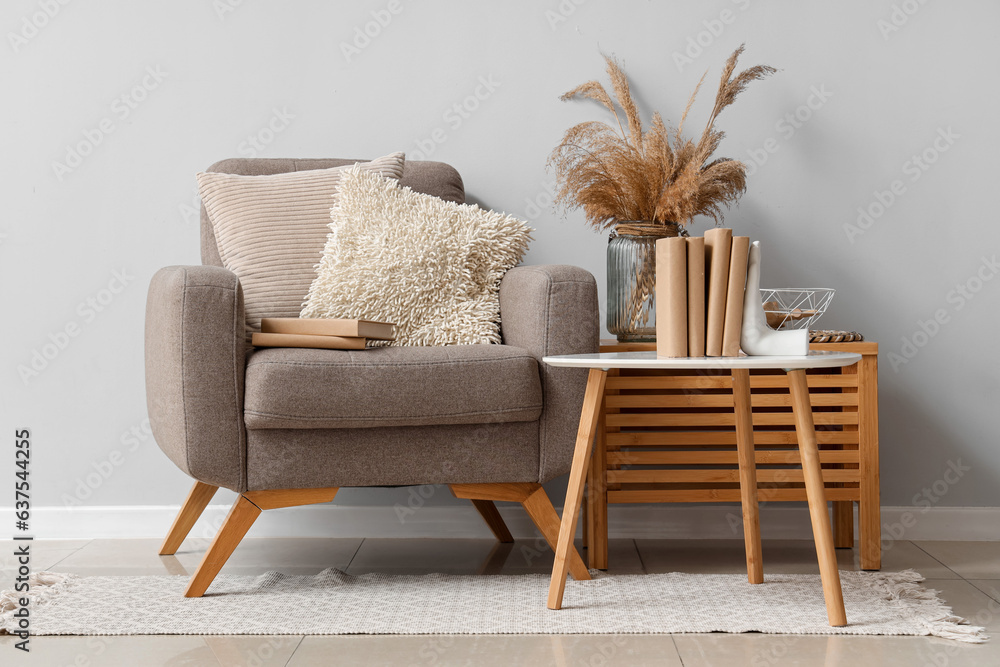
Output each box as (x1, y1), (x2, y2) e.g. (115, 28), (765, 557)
(199, 158), (466, 267)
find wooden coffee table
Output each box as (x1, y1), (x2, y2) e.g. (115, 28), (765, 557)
(542, 350), (862, 627)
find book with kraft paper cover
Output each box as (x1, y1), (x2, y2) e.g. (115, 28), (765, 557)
(251, 332), (367, 350)
(685, 237), (706, 357)
(260, 317), (394, 340)
(703, 228), (733, 357)
(722, 236), (750, 357)
(655, 237), (688, 357)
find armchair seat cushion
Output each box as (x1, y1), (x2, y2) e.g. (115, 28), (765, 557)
(243, 345), (543, 430)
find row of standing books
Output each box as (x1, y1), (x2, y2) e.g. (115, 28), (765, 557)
(251, 318), (395, 350)
(656, 228), (749, 358)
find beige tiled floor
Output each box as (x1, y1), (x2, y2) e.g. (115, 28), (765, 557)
(1, 537), (996, 666)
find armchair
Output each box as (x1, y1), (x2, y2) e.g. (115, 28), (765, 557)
(145, 158), (600, 597)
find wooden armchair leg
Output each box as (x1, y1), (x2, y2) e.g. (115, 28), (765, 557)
(184, 487), (338, 598)
(470, 499), (514, 543)
(521, 486), (591, 582)
(450, 482), (590, 581)
(160, 481), (219, 556)
(184, 495), (261, 597)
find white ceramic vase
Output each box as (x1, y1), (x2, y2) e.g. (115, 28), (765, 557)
(740, 241), (809, 356)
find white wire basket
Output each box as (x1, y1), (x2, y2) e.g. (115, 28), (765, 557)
(759, 288), (835, 330)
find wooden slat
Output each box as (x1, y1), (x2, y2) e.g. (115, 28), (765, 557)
(606, 450), (860, 466)
(811, 341), (878, 355)
(607, 469), (861, 485)
(604, 393), (858, 409)
(608, 487), (860, 503)
(605, 394), (735, 408)
(606, 376), (731, 390)
(605, 374), (858, 390)
(606, 431), (859, 447)
(605, 412), (859, 428)
(746, 393), (857, 408)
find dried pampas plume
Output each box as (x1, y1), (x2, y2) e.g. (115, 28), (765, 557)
(549, 44), (775, 232)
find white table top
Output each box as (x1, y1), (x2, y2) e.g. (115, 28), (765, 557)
(542, 350), (862, 370)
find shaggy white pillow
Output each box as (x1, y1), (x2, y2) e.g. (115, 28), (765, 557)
(301, 167), (532, 345)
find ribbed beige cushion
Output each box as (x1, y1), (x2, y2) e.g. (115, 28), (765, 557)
(197, 152), (405, 337)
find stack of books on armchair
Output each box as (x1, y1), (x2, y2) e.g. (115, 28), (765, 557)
(251, 318), (395, 350)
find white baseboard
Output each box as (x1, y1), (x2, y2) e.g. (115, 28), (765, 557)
(7, 504), (1000, 542)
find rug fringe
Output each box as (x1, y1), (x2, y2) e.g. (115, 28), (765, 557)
(859, 569), (988, 643)
(0, 571), (78, 634)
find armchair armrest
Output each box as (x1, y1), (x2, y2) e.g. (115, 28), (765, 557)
(145, 265), (247, 492)
(499, 265), (599, 482)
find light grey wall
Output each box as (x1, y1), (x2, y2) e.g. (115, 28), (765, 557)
(3, 1), (998, 515)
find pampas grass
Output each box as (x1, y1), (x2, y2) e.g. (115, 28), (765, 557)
(549, 45), (775, 232)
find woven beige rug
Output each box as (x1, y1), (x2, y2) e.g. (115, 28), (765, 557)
(0, 569), (986, 642)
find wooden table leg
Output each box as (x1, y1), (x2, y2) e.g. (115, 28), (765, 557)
(548, 368), (607, 610)
(858, 353), (881, 570)
(587, 405), (609, 570)
(732, 369), (763, 584)
(788, 369), (848, 627)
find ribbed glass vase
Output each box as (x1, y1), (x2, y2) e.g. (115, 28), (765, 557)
(607, 222), (682, 342)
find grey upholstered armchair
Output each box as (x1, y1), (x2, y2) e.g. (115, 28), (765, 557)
(145, 158), (599, 596)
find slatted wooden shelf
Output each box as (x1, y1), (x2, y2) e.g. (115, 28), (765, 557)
(583, 340), (880, 572)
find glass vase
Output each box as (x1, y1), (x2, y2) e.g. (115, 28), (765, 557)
(606, 222), (681, 342)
